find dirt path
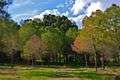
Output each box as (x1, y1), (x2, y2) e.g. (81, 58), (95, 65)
(0, 68), (17, 76)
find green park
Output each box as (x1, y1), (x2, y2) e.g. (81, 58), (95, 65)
(0, 0), (120, 80)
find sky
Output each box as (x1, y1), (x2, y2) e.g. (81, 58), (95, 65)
(8, 0), (120, 27)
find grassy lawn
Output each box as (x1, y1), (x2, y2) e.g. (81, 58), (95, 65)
(0, 66), (119, 80)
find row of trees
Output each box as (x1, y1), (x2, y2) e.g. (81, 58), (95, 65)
(0, 0), (120, 68)
(18, 15), (78, 65)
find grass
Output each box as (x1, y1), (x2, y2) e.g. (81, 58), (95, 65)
(0, 66), (119, 80)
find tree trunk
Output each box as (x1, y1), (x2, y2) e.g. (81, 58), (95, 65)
(10, 49), (15, 68)
(31, 59), (34, 67)
(11, 54), (14, 68)
(94, 53), (97, 71)
(91, 36), (97, 72)
(100, 57), (104, 69)
(85, 54), (88, 67)
(119, 54), (120, 64)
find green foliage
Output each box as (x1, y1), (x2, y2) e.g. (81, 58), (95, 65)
(66, 27), (78, 43)
(0, 18), (18, 54)
(41, 28), (67, 53)
(81, 4), (120, 65)
(42, 14), (78, 32)
(18, 22), (37, 49)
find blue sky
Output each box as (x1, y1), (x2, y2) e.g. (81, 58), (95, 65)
(8, 0), (120, 27)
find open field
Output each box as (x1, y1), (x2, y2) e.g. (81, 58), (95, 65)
(0, 66), (119, 80)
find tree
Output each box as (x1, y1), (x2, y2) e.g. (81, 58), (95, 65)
(23, 35), (47, 65)
(0, 0), (12, 18)
(18, 21), (36, 50)
(82, 14), (109, 70)
(0, 0), (20, 65)
(41, 28), (67, 63)
(81, 4), (120, 69)
(72, 28), (93, 67)
(102, 4), (120, 65)
(42, 14), (78, 32)
(0, 18), (19, 64)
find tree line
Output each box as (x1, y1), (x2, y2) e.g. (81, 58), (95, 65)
(0, 0), (120, 68)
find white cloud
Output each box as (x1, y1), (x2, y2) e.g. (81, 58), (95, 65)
(71, 0), (86, 15)
(61, 11), (69, 16)
(31, 9), (61, 20)
(86, 1), (102, 16)
(69, 15), (85, 28)
(56, 3), (64, 8)
(70, 0), (103, 27)
(71, 0), (103, 16)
